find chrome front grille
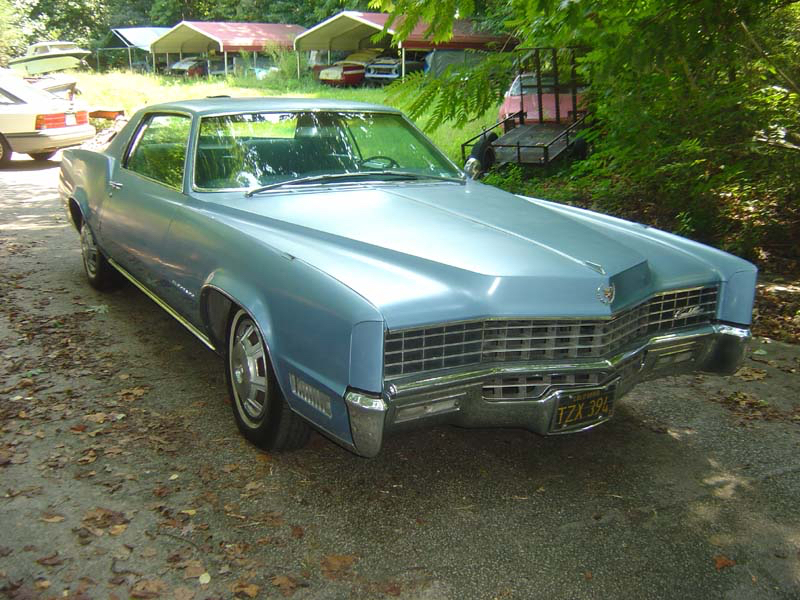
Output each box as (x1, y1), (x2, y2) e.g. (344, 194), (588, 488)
(481, 352), (650, 402)
(384, 286), (718, 378)
(482, 372), (604, 402)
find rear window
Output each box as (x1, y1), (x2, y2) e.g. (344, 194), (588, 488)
(125, 114), (192, 189)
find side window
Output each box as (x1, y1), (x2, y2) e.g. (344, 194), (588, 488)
(125, 114), (191, 189)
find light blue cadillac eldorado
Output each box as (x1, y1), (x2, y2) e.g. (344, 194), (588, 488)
(59, 98), (757, 457)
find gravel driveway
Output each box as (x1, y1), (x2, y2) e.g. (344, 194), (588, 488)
(1, 155), (799, 599)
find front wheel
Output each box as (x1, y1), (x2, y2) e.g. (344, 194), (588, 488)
(226, 309), (310, 451)
(80, 222), (118, 290)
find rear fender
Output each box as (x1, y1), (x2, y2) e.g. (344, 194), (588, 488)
(61, 149), (115, 233)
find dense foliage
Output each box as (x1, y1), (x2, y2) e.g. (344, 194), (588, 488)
(375, 0), (800, 262)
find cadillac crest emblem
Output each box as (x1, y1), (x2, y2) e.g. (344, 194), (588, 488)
(597, 284), (615, 304)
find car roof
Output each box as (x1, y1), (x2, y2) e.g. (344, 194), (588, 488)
(141, 97), (402, 117)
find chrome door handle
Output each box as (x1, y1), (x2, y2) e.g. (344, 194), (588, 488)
(109, 181), (123, 190)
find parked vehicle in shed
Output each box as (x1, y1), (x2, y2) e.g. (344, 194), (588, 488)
(59, 97), (756, 457)
(0, 73), (95, 165)
(364, 54), (425, 84)
(168, 57), (204, 76)
(318, 49), (381, 86)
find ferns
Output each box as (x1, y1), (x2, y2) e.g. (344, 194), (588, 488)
(386, 53), (513, 132)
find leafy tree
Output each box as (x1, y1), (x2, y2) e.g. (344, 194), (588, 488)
(25, 0), (109, 45)
(0, 0), (25, 64)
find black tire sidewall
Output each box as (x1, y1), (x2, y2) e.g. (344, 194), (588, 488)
(0, 134), (12, 168)
(226, 309), (282, 445)
(79, 222), (117, 290)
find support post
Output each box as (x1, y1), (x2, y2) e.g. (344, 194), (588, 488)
(552, 47), (560, 124)
(570, 47), (578, 122)
(296, 51), (301, 78)
(401, 46), (406, 79)
(127, 47), (132, 70)
(224, 50), (228, 76)
(534, 48), (543, 124)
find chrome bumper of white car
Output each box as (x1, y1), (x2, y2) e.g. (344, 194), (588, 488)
(344, 323), (750, 457)
(5, 124), (95, 154)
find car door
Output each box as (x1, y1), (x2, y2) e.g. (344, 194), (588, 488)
(98, 112), (192, 300)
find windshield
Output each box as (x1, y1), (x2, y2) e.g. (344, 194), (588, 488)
(194, 111), (462, 190)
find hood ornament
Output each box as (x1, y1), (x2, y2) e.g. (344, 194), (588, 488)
(597, 284), (615, 304)
(584, 260), (606, 275)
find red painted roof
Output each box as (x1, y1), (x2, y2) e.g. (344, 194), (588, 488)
(180, 21), (306, 51)
(294, 11), (515, 52)
(356, 12), (510, 47)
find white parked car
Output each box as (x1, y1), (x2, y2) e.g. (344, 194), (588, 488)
(0, 72), (95, 165)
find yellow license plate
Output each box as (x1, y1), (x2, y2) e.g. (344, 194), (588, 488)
(551, 386), (614, 432)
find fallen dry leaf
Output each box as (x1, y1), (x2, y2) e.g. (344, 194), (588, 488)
(130, 578), (167, 598)
(735, 367), (767, 381)
(84, 412), (108, 424)
(40, 513), (65, 523)
(233, 581), (261, 598)
(271, 575), (298, 597)
(182, 561), (205, 579)
(173, 587), (195, 600)
(321, 554), (356, 580)
(82, 507), (129, 532)
(109, 524), (128, 536)
(290, 525), (304, 539)
(36, 552), (64, 566)
(714, 555), (736, 571)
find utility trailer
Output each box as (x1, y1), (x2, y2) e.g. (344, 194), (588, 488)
(462, 47), (587, 174)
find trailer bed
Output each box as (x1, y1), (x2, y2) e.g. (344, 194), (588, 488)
(492, 122), (573, 165)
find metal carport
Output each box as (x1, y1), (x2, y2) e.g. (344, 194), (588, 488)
(150, 21), (307, 75)
(96, 27), (170, 71)
(294, 11), (515, 77)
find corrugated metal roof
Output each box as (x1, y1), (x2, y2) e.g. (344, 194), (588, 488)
(111, 27), (171, 51)
(295, 11), (515, 52)
(151, 21), (306, 53)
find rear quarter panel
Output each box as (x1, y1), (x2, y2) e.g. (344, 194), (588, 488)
(60, 148), (115, 235)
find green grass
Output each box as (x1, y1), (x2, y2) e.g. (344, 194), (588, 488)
(72, 71), (490, 163)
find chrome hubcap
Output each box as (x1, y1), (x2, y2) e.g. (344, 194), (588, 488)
(230, 317), (268, 422)
(80, 226), (99, 277)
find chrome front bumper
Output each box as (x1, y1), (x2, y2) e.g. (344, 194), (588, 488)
(344, 323), (750, 457)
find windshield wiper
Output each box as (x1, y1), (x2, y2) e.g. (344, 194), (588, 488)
(245, 171), (464, 197)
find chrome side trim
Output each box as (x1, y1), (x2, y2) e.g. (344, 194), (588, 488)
(107, 258), (216, 351)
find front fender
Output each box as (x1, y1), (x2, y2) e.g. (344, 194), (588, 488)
(202, 261), (385, 446)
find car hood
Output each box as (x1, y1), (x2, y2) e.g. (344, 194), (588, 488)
(215, 181), (742, 328)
